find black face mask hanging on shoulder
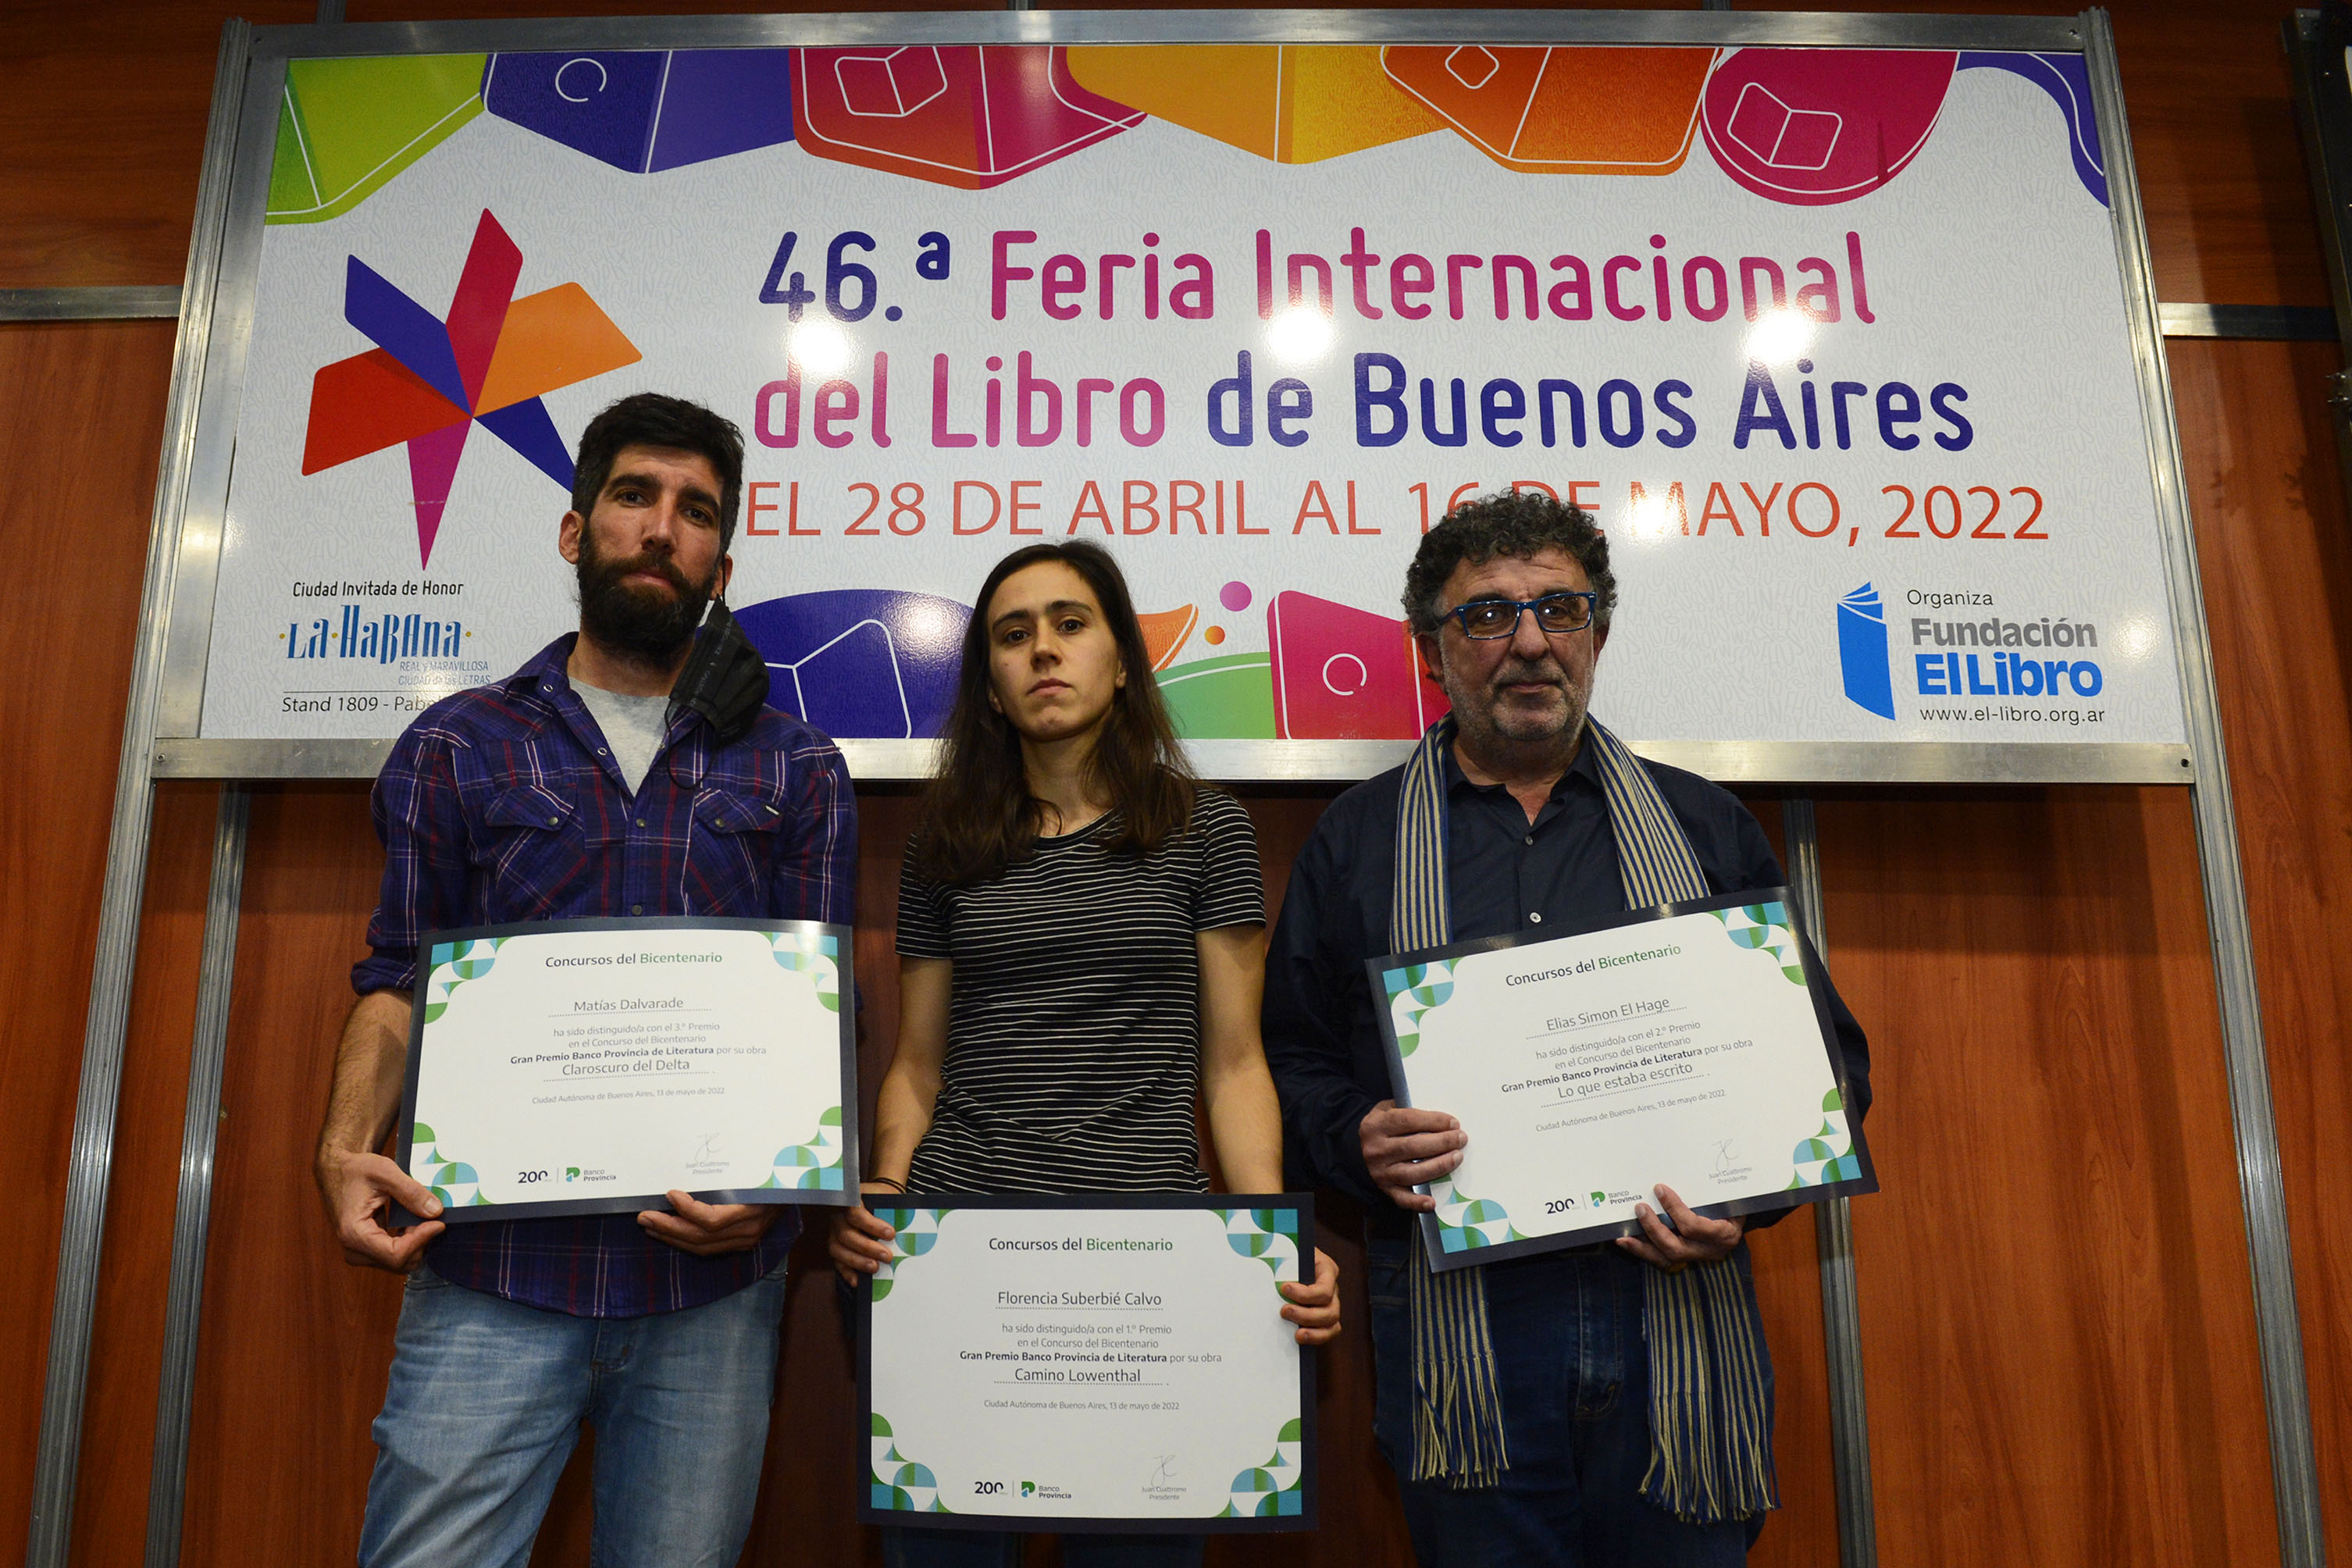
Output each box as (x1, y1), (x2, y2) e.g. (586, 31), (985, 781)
(665, 597), (771, 747)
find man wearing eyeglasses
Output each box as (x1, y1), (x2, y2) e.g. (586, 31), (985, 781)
(1262, 489), (1869, 1566)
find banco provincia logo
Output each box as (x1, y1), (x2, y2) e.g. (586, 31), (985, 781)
(1836, 583), (1896, 720)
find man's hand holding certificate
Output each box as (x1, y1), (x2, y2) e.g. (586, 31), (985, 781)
(1370, 889), (1875, 1270)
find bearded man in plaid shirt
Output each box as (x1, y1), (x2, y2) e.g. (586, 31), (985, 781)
(312, 393), (856, 1568)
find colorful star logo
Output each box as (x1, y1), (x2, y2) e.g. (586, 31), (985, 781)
(301, 208), (640, 566)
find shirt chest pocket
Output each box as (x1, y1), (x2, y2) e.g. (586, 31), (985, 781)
(682, 787), (786, 915)
(478, 783), (604, 920)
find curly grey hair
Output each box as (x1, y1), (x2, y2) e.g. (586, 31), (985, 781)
(1402, 490), (1616, 634)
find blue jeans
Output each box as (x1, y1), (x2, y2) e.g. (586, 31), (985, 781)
(1366, 1241), (1764, 1568)
(882, 1527), (1204, 1567)
(358, 1260), (789, 1568)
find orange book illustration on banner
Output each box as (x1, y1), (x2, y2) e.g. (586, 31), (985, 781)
(1065, 45), (1441, 163)
(1381, 45), (1714, 176)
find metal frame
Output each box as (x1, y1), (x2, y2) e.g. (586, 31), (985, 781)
(2084, 11), (2326, 1566)
(24, 20), (252, 1568)
(1781, 796), (1876, 1568)
(0, 288), (183, 322)
(145, 736), (2197, 785)
(11, 292), (2327, 337)
(242, 9), (2085, 57)
(2158, 302), (2337, 340)
(24, 12), (2323, 1568)
(153, 47), (284, 744)
(141, 789), (248, 1568)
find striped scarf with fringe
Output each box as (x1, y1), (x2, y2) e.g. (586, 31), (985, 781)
(1392, 715), (1779, 1523)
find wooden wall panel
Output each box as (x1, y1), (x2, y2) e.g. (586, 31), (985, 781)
(67, 780), (218, 1568)
(1821, 785), (2279, 1567)
(0, 3), (313, 288)
(2171, 336), (2352, 1566)
(1214, 794), (1411, 1568)
(128, 759), (2283, 1568)
(180, 784), (396, 1568)
(1742, 1184), (1837, 1568)
(0, 317), (179, 1568)
(1735, 798), (1842, 1568)
(730, 789), (924, 1568)
(2108, 1), (2332, 306)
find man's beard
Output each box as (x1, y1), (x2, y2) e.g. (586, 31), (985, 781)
(576, 532), (717, 661)
(1447, 653), (1591, 750)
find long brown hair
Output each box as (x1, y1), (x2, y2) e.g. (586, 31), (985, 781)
(913, 541), (1199, 884)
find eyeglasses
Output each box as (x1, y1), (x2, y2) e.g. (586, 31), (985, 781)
(1441, 592), (1598, 640)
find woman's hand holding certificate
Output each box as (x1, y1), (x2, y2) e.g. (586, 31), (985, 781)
(860, 1197), (1318, 1531)
(1371, 889), (1875, 1270)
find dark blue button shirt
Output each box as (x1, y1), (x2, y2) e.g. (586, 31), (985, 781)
(1263, 739), (1870, 1239)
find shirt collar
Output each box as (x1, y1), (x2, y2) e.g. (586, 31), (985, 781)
(507, 631), (688, 722)
(1441, 727), (1607, 800)
(510, 631), (721, 775)
(504, 633), (583, 703)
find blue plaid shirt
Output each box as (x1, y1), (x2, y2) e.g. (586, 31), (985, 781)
(355, 635), (857, 1317)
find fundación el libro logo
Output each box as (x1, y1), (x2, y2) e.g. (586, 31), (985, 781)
(1836, 583), (2113, 724)
(1835, 583), (1896, 719)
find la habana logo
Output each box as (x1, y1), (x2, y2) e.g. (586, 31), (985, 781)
(301, 208), (641, 567)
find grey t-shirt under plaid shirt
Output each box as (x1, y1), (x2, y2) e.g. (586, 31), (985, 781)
(572, 679), (670, 796)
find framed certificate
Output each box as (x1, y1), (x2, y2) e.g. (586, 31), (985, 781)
(858, 1195), (1316, 1533)
(394, 916), (858, 1222)
(1370, 889), (1875, 1271)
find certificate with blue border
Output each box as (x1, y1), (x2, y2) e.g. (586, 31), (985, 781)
(394, 915), (858, 1223)
(858, 1194), (1317, 1533)
(1370, 889), (1875, 1271)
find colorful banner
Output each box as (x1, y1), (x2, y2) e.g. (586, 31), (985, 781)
(204, 40), (2186, 760)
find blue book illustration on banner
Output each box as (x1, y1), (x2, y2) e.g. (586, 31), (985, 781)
(1837, 584), (1896, 719)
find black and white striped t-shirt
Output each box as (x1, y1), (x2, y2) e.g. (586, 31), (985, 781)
(897, 788), (1264, 1195)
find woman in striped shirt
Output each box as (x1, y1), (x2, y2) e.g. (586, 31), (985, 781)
(831, 540), (1340, 1568)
